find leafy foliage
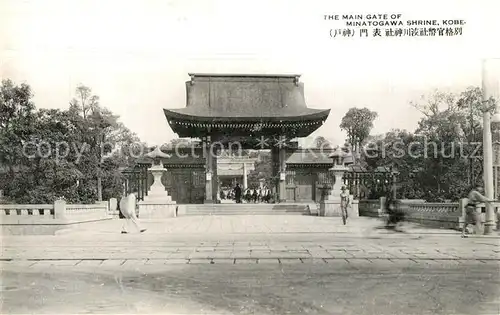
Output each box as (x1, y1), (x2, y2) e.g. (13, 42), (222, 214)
(313, 136), (332, 149)
(367, 87), (495, 201)
(0, 81), (141, 204)
(247, 151), (272, 188)
(340, 108), (378, 152)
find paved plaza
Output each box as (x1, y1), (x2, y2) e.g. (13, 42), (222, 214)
(1, 215), (499, 314)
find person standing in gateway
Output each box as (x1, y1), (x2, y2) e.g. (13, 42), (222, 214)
(234, 183), (242, 204)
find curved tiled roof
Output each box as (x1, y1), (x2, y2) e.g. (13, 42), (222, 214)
(164, 107), (330, 122)
(164, 74), (330, 123)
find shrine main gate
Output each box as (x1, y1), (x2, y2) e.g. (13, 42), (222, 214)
(123, 146), (395, 204)
(122, 74), (394, 204)
(162, 73), (330, 204)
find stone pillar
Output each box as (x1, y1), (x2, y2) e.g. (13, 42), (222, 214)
(108, 198), (118, 216)
(243, 163), (248, 190)
(482, 59), (499, 234)
(350, 197), (359, 218)
(458, 198), (467, 230)
(379, 196), (386, 217)
(54, 199), (66, 220)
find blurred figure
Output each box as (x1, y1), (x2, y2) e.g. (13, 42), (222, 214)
(384, 193), (404, 231)
(119, 193), (146, 234)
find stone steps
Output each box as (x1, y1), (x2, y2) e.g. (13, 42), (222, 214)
(178, 204), (312, 216)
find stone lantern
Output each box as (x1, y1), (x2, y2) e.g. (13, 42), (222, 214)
(328, 146), (349, 198)
(145, 147), (171, 199)
(319, 145), (359, 217)
(137, 146), (177, 218)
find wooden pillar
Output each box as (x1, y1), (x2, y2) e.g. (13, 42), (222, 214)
(143, 166), (149, 197)
(278, 136), (287, 202)
(212, 146), (219, 202)
(134, 170), (139, 199)
(137, 170), (142, 201)
(243, 163), (248, 190)
(271, 147), (278, 199)
(204, 136), (214, 203)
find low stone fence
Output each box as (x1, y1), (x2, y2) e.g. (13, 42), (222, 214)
(402, 201), (461, 229)
(1, 200), (112, 235)
(358, 198), (500, 230)
(358, 199), (384, 217)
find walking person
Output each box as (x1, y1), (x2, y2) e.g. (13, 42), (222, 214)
(462, 185), (495, 238)
(340, 186), (350, 225)
(119, 193), (146, 234)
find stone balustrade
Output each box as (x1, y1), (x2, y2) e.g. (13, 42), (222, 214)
(0, 204), (54, 217)
(1, 200), (112, 235)
(358, 198), (500, 230)
(358, 199), (384, 217)
(402, 202), (460, 229)
(65, 202), (109, 221)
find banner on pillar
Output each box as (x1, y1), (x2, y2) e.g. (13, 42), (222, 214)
(206, 172), (212, 181)
(280, 172), (286, 181)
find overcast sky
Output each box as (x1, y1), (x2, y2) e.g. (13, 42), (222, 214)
(2, 0), (499, 146)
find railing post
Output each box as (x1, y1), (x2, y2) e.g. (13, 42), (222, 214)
(379, 196), (386, 217)
(109, 198), (118, 216)
(54, 199), (66, 219)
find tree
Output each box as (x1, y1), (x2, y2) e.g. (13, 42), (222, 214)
(340, 108), (378, 153)
(163, 138), (194, 149)
(247, 151), (272, 188)
(1, 80), (142, 204)
(68, 84), (143, 201)
(365, 129), (424, 199)
(413, 88), (488, 199)
(69, 85), (110, 200)
(4, 108), (89, 203)
(69, 84), (100, 120)
(314, 136), (332, 149)
(367, 87), (492, 202)
(0, 79), (37, 177)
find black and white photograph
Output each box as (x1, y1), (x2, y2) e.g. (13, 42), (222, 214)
(1, 0), (499, 314)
